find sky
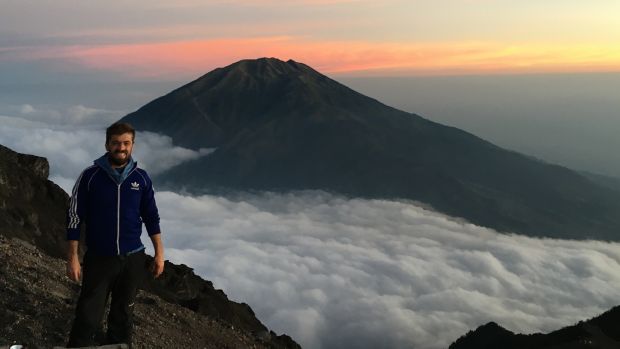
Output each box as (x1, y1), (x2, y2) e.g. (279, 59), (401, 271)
(2, 0), (620, 80)
(1, 113), (620, 349)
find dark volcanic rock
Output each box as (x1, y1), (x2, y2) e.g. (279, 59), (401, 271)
(449, 307), (620, 349)
(449, 322), (518, 348)
(120, 58), (620, 241)
(141, 259), (298, 347)
(0, 144), (68, 259)
(0, 144), (300, 349)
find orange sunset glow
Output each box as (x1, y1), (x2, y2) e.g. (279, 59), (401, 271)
(2, 1), (619, 79)
(9, 38), (620, 79)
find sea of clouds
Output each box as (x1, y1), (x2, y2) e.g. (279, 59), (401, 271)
(157, 191), (620, 349)
(1, 105), (620, 349)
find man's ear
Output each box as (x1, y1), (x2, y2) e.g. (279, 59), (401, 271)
(104, 141), (110, 152)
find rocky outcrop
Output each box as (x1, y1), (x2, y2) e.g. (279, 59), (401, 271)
(0, 144), (68, 259)
(142, 259), (298, 347)
(0, 144), (300, 348)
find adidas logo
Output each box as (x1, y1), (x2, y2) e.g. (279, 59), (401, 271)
(130, 182), (140, 191)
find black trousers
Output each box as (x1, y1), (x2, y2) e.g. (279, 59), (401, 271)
(67, 250), (147, 348)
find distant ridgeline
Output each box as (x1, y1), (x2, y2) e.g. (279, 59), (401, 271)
(449, 305), (620, 349)
(121, 58), (620, 241)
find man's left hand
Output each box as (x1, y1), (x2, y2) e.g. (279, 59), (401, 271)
(151, 255), (164, 278)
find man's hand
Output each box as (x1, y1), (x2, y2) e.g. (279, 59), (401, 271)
(149, 233), (165, 278)
(151, 255), (164, 278)
(66, 240), (81, 282)
(66, 257), (81, 281)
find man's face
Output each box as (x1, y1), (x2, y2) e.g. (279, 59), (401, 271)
(105, 132), (134, 167)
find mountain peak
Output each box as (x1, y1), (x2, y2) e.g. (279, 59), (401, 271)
(222, 57), (311, 77)
(189, 57), (325, 96)
(121, 57), (386, 149)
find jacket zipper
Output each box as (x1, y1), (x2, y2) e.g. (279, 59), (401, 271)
(117, 183), (121, 255)
(101, 166), (138, 256)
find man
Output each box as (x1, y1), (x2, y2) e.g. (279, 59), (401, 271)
(66, 122), (164, 348)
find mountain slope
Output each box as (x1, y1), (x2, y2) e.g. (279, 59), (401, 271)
(121, 58), (620, 240)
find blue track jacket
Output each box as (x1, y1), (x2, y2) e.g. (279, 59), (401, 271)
(67, 154), (161, 256)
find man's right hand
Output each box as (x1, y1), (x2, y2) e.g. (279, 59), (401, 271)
(66, 256), (81, 282)
(66, 240), (81, 282)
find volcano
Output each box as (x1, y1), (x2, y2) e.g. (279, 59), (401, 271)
(121, 58), (620, 240)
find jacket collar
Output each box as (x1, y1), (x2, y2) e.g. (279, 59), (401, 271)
(94, 153), (137, 184)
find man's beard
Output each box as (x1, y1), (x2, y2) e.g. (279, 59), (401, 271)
(109, 151), (129, 167)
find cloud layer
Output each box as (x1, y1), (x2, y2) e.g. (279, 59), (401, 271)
(157, 191), (620, 349)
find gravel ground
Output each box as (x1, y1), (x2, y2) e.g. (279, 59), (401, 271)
(0, 234), (275, 349)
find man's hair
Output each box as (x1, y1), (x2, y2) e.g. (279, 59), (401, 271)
(106, 122), (135, 144)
